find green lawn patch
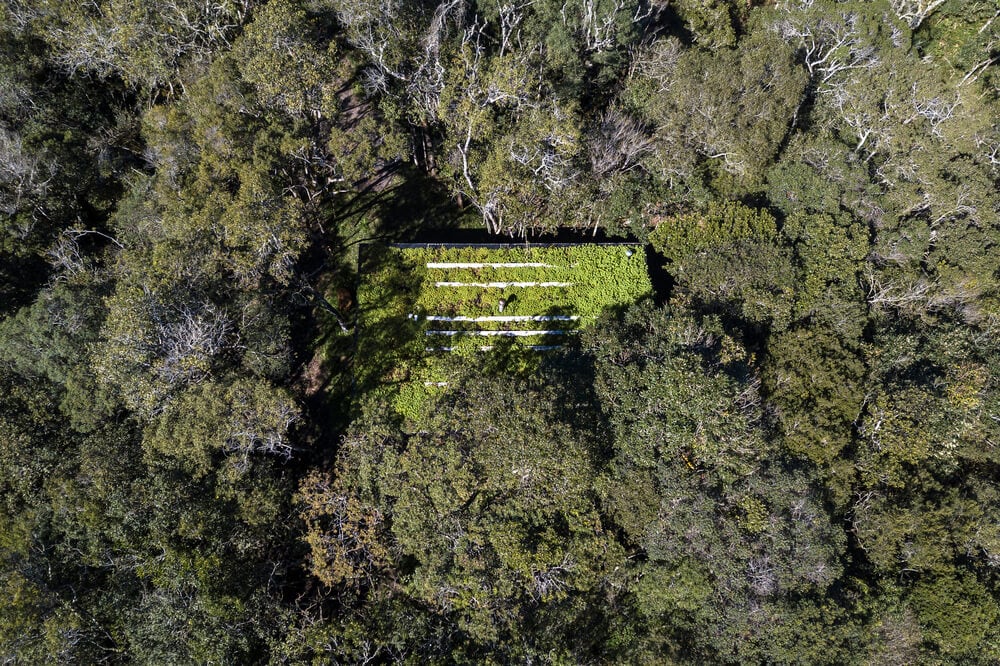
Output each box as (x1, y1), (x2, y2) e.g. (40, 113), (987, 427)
(357, 244), (652, 423)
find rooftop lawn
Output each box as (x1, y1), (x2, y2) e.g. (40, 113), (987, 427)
(356, 244), (652, 422)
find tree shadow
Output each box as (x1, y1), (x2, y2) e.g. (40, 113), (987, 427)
(349, 243), (432, 406)
(294, 164), (474, 454)
(333, 164), (476, 244)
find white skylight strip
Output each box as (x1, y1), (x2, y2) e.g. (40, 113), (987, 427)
(417, 315), (580, 322)
(425, 346), (564, 352)
(425, 330), (579, 337)
(434, 282), (574, 288)
(426, 262), (554, 268)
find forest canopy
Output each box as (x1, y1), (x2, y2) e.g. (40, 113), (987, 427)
(2, 0), (1000, 662)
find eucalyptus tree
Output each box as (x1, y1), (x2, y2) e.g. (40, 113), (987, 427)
(624, 28), (808, 199)
(585, 302), (852, 662)
(317, 0), (651, 234)
(7, 0), (251, 93)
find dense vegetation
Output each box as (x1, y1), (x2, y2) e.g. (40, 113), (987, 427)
(1, 0), (999, 662)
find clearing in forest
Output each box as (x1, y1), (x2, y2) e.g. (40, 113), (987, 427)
(357, 243), (652, 419)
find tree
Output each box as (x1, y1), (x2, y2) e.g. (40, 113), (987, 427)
(585, 302), (850, 662)
(0, 22), (136, 314)
(626, 28), (808, 194)
(298, 467), (391, 589)
(651, 202), (798, 332)
(772, 1), (886, 96)
(650, 200), (777, 264)
(781, 211), (868, 332)
(316, 373), (624, 660)
(764, 325), (864, 465)
(889, 0), (948, 30)
(908, 572), (1000, 659)
(672, 0), (739, 48)
(143, 379), (300, 475)
(21, 0), (249, 92)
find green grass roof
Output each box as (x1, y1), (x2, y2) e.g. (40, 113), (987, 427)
(357, 244), (652, 422)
